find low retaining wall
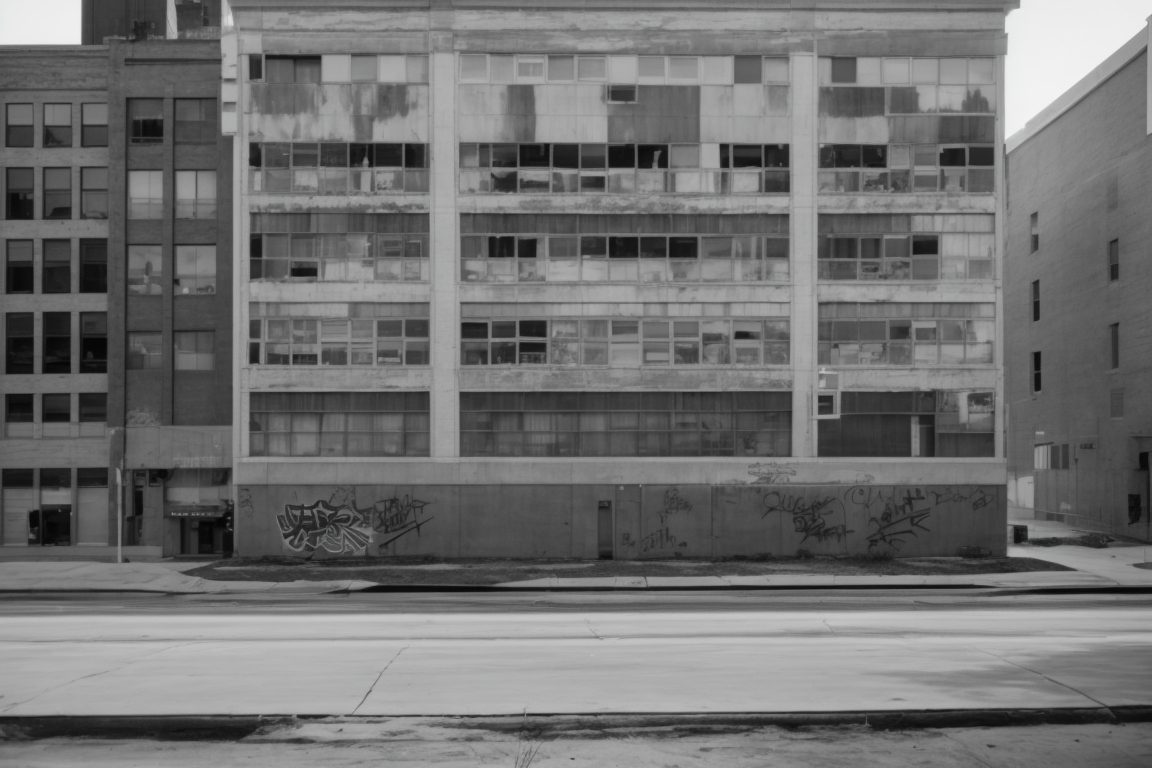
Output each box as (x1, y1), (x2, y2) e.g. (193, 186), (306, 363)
(235, 482), (1006, 559)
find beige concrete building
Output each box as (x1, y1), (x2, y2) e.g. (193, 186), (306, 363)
(226, 0), (1015, 559)
(1006, 22), (1152, 542)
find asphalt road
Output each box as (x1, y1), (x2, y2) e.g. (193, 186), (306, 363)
(2, 592), (1150, 718)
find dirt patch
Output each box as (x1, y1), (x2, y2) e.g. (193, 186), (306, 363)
(1027, 534), (1114, 548)
(186, 556), (1071, 586)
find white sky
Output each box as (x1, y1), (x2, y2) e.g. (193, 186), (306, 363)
(0, 0), (1149, 135)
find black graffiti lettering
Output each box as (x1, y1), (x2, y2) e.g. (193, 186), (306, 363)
(277, 501), (371, 555)
(638, 527), (677, 553)
(747, 462), (797, 485)
(372, 494), (433, 552)
(762, 491), (851, 544)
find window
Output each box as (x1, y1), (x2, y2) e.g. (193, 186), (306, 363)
(1030, 212), (1039, 252)
(6, 167), (34, 219)
(80, 312), (106, 373)
(1033, 443), (1051, 470)
(175, 245), (216, 294)
(1107, 239), (1119, 281)
(43, 312), (70, 373)
(1109, 323), (1119, 369)
(249, 140), (429, 195)
(43, 104), (71, 147)
(1031, 280), (1040, 321)
(174, 99), (217, 143)
(42, 393), (70, 423)
(81, 103), (107, 147)
(4, 393), (33, 436)
(607, 84), (637, 103)
(42, 240), (70, 293)
(249, 303), (429, 367)
(5, 103), (33, 147)
(78, 468), (108, 487)
(6, 240), (33, 294)
(249, 391), (430, 457)
(5, 313), (34, 373)
(1031, 351), (1041, 393)
(818, 390), (993, 458)
(127, 332), (162, 369)
(43, 168), (71, 219)
(175, 170), (216, 219)
(831, 57), (857, 83)
(734, 56), (763, 84)
(351, 55), (378, 82)
(174, 331), (214, 370)
(80, 168), (107, 219)
(818, 303), (994, 366)
(248, 54), (263, 80)
(460, 391), (791, 458)
(127, 170), (163, 219)
(79, 393), (106, 424)
(79, 240), (107, 293)
(265, 55), (321, 84)
(129, 99), (163, 143)
(127, 245), (162, 295)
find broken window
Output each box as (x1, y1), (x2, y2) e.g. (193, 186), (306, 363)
(43, 104), (71, 147)
(129, 99), (163, 144)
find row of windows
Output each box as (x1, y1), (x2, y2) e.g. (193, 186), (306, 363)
(5, 312), (106, 374)
(127, 98), (218, 144)
(127, 170), (216, 219)
(462, 142), (788, 170)
(248, 317), (429, 367)
(461, 233), (789, 284)
(460, 54), (791, 85)
(5, 103), (107, 148)
(127, 331), (216, 371)
(818, 144), (994, 194)
(247, 142), (426, 195)
(249, 391), (430, 458)
(818, 233), (994, 281)
(1, 467), (108, 487)
(250, 233), (429, 282)
(460, 317), (790, 367)
(820, 85), (995, 117)
(460, 391), (792, 458)
(127, 245), (217, 295)
(249, 54), (429, 84)
(5, 239), (107, 294)
(4, 167), (107, 220)
(4, 393), (107, 437)
(821, 57), (996, 86)
(239, 389), (994, 459)
(1028, 326), (1121, 395)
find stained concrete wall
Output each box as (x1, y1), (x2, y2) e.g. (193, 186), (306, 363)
(236, 481), (1006, 559)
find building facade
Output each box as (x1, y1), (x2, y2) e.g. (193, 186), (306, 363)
(1, 37), (233, 558)
(1005, 23), (1152, 542)
(226, 0), (1015, 559)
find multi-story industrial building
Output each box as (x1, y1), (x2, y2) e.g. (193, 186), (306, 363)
(1, 30), (233, 558)
(225, 0), (1015, 559)
(1005, 22), (1152, 542)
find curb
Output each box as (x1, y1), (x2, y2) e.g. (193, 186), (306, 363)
(4, 708), (1152, 741)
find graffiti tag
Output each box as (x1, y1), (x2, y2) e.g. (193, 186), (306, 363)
(373, 494), (433, 551)
(748, 462), (797, 485)
(277, 500), (372, 556)
(762, 491), (851, 544)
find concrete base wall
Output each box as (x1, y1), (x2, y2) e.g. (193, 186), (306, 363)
(236, 482), (1006, 559)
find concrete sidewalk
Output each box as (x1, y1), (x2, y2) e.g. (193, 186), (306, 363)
(1, 514), (1149, 595)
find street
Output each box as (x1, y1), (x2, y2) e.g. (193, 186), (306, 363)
(2, 591), (1150, 717)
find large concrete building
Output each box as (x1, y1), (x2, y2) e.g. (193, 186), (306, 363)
(224, 0), (1016, 559)
(1, 35), (234, 558)
(1005, 22), (1152, 542)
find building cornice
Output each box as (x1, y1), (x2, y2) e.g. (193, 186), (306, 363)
(228, 0), (1019, 11)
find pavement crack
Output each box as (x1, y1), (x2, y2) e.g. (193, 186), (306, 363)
(584, 619), (604, 640)
(351, 645), (408, 716)
(940, 732), (999, 768)
(977, 648), (1112, 709)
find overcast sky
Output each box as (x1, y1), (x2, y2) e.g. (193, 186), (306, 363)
(0, 0), (1149, 136)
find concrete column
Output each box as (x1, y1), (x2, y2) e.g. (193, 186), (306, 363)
(429, 39), (459, 458)
(789, 51), (819, 458)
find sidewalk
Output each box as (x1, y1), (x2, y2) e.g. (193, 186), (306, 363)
(1, 514), (1150, 595)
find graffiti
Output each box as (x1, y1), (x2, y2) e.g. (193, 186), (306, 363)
(928, 486), (990, 511)
(638, 527), (679, 554)
(275, 488), (434, 556)
(372, 494), (433, 551)
(762, 491), (851, 544)
(853, 487), (933, 551)
(747, 462), (797, 485)
(277, 499), (372, 556)
(855, 472), (876, 485)
(663, 488), (693, 516)
(238, 487), (254, 519)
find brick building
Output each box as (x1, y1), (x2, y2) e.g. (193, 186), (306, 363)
(1005, 22), (1152, 542)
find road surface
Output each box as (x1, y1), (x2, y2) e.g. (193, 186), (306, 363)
(2, 591), (1150, 718)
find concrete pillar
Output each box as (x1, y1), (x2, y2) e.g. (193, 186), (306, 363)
(790, 51), (819, 458)
(429, 39), (459, 458)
